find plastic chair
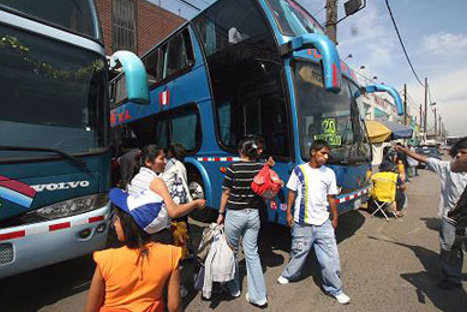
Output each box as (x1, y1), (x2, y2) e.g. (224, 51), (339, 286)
(370, 171), (399, 221)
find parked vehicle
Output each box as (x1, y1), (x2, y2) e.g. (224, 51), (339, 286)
(0, 0), (148, 279)
(109, 0), (404, 224)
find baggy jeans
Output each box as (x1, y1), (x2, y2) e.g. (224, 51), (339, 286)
(439, 219), (463, 285)
(225, 209), (267, 304)
(281, 220), (343, 295)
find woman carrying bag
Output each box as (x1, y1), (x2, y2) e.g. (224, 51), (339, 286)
(216, 138), (268, 307)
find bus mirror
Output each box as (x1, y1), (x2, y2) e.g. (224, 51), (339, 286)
(344, 0), (363, 17)
(282, 33), (341, 93)
(355, 84), (404, 115)
(109, 51), (149, 104)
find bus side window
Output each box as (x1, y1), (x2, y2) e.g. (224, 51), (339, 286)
(164, 29), (194, 80)
(171, 106), (200, 152)
(193, 0), (285, 154)
(144, 48), (161, 86)
(154, 116), (169, 149)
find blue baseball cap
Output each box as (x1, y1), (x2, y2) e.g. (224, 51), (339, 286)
(109, 188), (169, 234)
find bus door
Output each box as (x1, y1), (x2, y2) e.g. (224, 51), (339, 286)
(240, 88), (292, 225)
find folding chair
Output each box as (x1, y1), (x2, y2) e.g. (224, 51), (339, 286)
(370, 171), (399, 222)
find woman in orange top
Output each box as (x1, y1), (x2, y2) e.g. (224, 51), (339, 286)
(84, 180), (186, 312)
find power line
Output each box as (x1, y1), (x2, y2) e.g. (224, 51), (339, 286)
(311, 6), (326, 17)
(384, 0), (424, 87)
(354, 70), (377, 84)
(173, 0), (201, 11)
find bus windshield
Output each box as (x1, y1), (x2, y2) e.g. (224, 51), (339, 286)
(294, 62), (371, 163)
(0, 0), (101, 40)
(0, 24), (107, 159)
(265, 0), (325, 37)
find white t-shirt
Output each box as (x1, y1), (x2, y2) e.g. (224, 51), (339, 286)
(425, 158), (467, 220)
(287, 164), (338, 226)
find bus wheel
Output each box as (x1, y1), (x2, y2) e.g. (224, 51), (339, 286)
(188, 172), (214, 223)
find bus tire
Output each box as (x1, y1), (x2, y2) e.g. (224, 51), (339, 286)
(188, 171), (215, 223)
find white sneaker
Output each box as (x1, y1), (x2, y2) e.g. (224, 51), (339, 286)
(230, 290), (241, 298)
(246, 293), (268, 307)
(334, 293), (351, 304)
(276, 276), (290, 285)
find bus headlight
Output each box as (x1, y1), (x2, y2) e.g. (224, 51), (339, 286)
(33, 194), (109, 220)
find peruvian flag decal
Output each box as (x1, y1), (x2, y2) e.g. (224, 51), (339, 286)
(159, 89), (170, 106)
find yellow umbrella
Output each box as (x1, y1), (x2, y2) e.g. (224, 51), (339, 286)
(365, 120), (392, 143)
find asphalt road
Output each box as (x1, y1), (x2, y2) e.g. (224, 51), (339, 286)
(1, 169), (466, 311)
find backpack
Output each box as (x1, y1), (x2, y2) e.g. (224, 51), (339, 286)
(251, 164), (282, 199)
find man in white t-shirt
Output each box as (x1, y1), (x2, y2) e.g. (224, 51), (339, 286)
(396, 138), (467, 289)
(277, 140), (350, 305)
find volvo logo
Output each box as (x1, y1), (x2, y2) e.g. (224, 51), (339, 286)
(31, 181), (90, 192)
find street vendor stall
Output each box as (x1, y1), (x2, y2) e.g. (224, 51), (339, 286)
(366, 120), (414, 166)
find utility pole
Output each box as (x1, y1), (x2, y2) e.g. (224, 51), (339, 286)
(424, 77), (428, 139)
(403, 84), (407, 125)
(433, 107), (437, 140)
(325, 0), (338, 43)
(419, 104), (422, 130)
(438, 115), (442, 141)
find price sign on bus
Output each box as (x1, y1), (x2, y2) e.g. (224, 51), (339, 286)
(322, 118), (337, 135)
(314, 118), (341, 146)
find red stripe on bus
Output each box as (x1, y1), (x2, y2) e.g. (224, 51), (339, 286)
(333, 63), (337, 87)
(214, 157), (220, 161)
(0, 230), (26, 241)
(49, 222), (71, 231)
(89, 216), (105, 223)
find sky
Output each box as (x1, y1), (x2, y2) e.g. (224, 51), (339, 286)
(154, 0), (467, 136)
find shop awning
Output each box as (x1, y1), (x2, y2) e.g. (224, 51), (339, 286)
(366, 120), (413, 143)
(366, 120), (392, 143)
(381, 120), (413, 139)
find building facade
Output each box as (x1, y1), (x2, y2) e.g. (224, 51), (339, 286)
(96, 0), (185, 56)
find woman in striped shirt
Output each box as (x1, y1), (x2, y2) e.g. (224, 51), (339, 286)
(217, 138), (268, 307)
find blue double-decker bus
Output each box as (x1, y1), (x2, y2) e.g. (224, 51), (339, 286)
(0, 0), (148, 278)
(110, 0), (403, 224)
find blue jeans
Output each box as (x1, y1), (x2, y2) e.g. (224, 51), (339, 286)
(281, 220), (343, 295)
(439, 219), (463, 284)
(225, 209), (267, 304)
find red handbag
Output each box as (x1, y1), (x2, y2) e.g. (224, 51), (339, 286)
(251, 164), (282, 199)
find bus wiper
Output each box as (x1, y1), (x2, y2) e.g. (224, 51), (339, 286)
(0, 145), (89, 171)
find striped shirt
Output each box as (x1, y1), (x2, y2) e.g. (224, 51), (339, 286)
(128, 167), (160, 196)
(223, 161), (263, 210)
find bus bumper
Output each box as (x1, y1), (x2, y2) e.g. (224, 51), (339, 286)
(0, 203), (110, 279)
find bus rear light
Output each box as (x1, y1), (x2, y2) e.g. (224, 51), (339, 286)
(31, 193), (108, 220)
(219, 167), (227, 173)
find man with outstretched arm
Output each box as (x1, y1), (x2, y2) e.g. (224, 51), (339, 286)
(277, 140), (350, 305)
(395, 138), (467, 289)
